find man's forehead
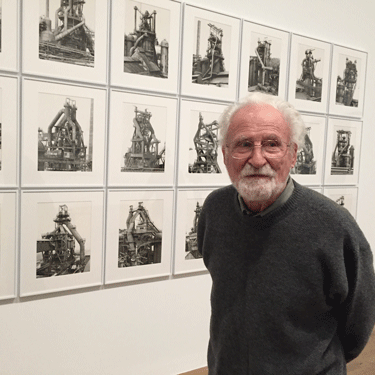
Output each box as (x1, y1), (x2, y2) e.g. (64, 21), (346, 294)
(230, 103), (287, 126)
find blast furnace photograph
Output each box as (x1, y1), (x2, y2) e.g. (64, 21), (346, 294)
(122, 102), (166, 173)
(39, 0), (95, 67)
(295, 45), (324, 102)
(123, 0), (170, 78)
(291, 127), (316, 175)
(331, 128), (355, 175)
(37, 93), (94, 172)
(336, 54), (361, 107)
(188, 111), (221, 174)
(185, 200), (203, 260)
(36, 202), (91, 278)
(118, 200), (163, 267)
(192, 17), (231, 87)
(248, 32), (281, 95)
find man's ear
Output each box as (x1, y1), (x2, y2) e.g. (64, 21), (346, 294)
(222, 145), (228, 166)
(290, 143), (298, 167)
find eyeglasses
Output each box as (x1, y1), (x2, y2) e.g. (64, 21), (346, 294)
(227, 139), (291, 159)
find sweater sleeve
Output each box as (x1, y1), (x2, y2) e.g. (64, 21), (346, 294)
(337, 228), (375, 363)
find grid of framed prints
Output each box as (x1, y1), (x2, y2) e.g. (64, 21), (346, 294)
(0, 1), (369, 299)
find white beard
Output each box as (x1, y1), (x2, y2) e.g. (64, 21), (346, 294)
(233, 164), (281, 203)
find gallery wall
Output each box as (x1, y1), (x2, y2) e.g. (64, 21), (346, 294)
(0, 0), (375, 374)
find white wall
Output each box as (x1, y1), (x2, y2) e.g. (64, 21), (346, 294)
(1, 1), (375, 374)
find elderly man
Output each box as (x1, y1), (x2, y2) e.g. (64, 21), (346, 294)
(197, 93), (375, 374)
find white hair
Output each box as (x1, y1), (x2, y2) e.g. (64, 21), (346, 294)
(219, 92), (306, 148)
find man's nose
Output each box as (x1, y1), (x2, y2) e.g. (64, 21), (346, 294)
(247, 146), (267, 169)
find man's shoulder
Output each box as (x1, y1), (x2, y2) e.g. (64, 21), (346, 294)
(202, 185), (237, 212)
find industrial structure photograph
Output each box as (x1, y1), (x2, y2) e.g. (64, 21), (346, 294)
(185, 200), (203, 260)
(118, 200), (163, 267)
(331, 129), (355, 175)
(38, 0), (95, 67)
(36, 202), (91, 278)
(336, 54), (359, 107)
(123, 0), (170, 78)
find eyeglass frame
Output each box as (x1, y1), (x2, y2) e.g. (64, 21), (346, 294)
(225, 138), (293, 160)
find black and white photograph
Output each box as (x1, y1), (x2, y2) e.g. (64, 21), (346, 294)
(123, 0), (170, 79)
(111, 0), (180, 93)
(181, 5), (240, 101)
(323, 186), (358, 219)
(38, 0), (96, 67)
(239, 21), (289, 99)
(105, 190), (173, 284)
(0, 76), (18, 186)
(117, 199), (163, 268)
(22, 79), (106, 187)
(37, 93), (93, 172)
(178, 100), (230, 186)
(288, 35), (331, 113)
(36, 201), (92, 278)
(23, 1), (108, 83)
(324, 118), (362, 185)
(121, 103), (166, 174)
(329, 46), (367, 118)
(174, 189), (211, 274)
(108, 90), (177, 187)
(191, 17), (231, 87)
(0, 1), (18, 71)
(290, 114), (326, 185)
(0, 191), (17, 300)
(20, 190), (104, 297)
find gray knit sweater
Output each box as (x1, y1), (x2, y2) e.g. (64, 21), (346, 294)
(198, 181), (375, 374)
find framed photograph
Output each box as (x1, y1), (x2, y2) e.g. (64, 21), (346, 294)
(177, 99), (231, 187)
(111, 0), (181, 94)
(173, 189), (211, 275)
(328, 46), (367, 118)
(21, 79), (106, 187)
(323, 186), (358, 219)
(181, 5), (240, 101)
(108, 90), (177, 187)
(105, 189), (173, 284)
(324, 118), (362, 185)
(0, 191), (17, 300)
(290, 114), (326, 186)
(0, 0), (18, 71)
(239, 21), (289, 99)
(20, 190), (104, 297)
(0, 75), (18, 186)
(288, 35), (331, 113)
(22, 0), (108, 84)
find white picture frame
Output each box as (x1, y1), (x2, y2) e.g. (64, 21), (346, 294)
(177, 99), (231, 187)
(0, 75), (18, 186)
(328, 45), (367, 118)
(0, 191), (17, 300)
(239, 21), (289, 100)
(20, 190), (104, 297)
(323, 186), (358, 219)
(288, 34), (331, 113)
(105, 189), (173, 284)
(290, 114), (326, 186)
(110, 0), (181, 94)
(108, 90), (177, 187)
(173, 189), (211, 275)
(324, 118), (362, 185)
(0, 0), (18, 71)
(22, 0), (108, 84)
(181, 5), (240, 101)
(21, 79), (106, 187)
